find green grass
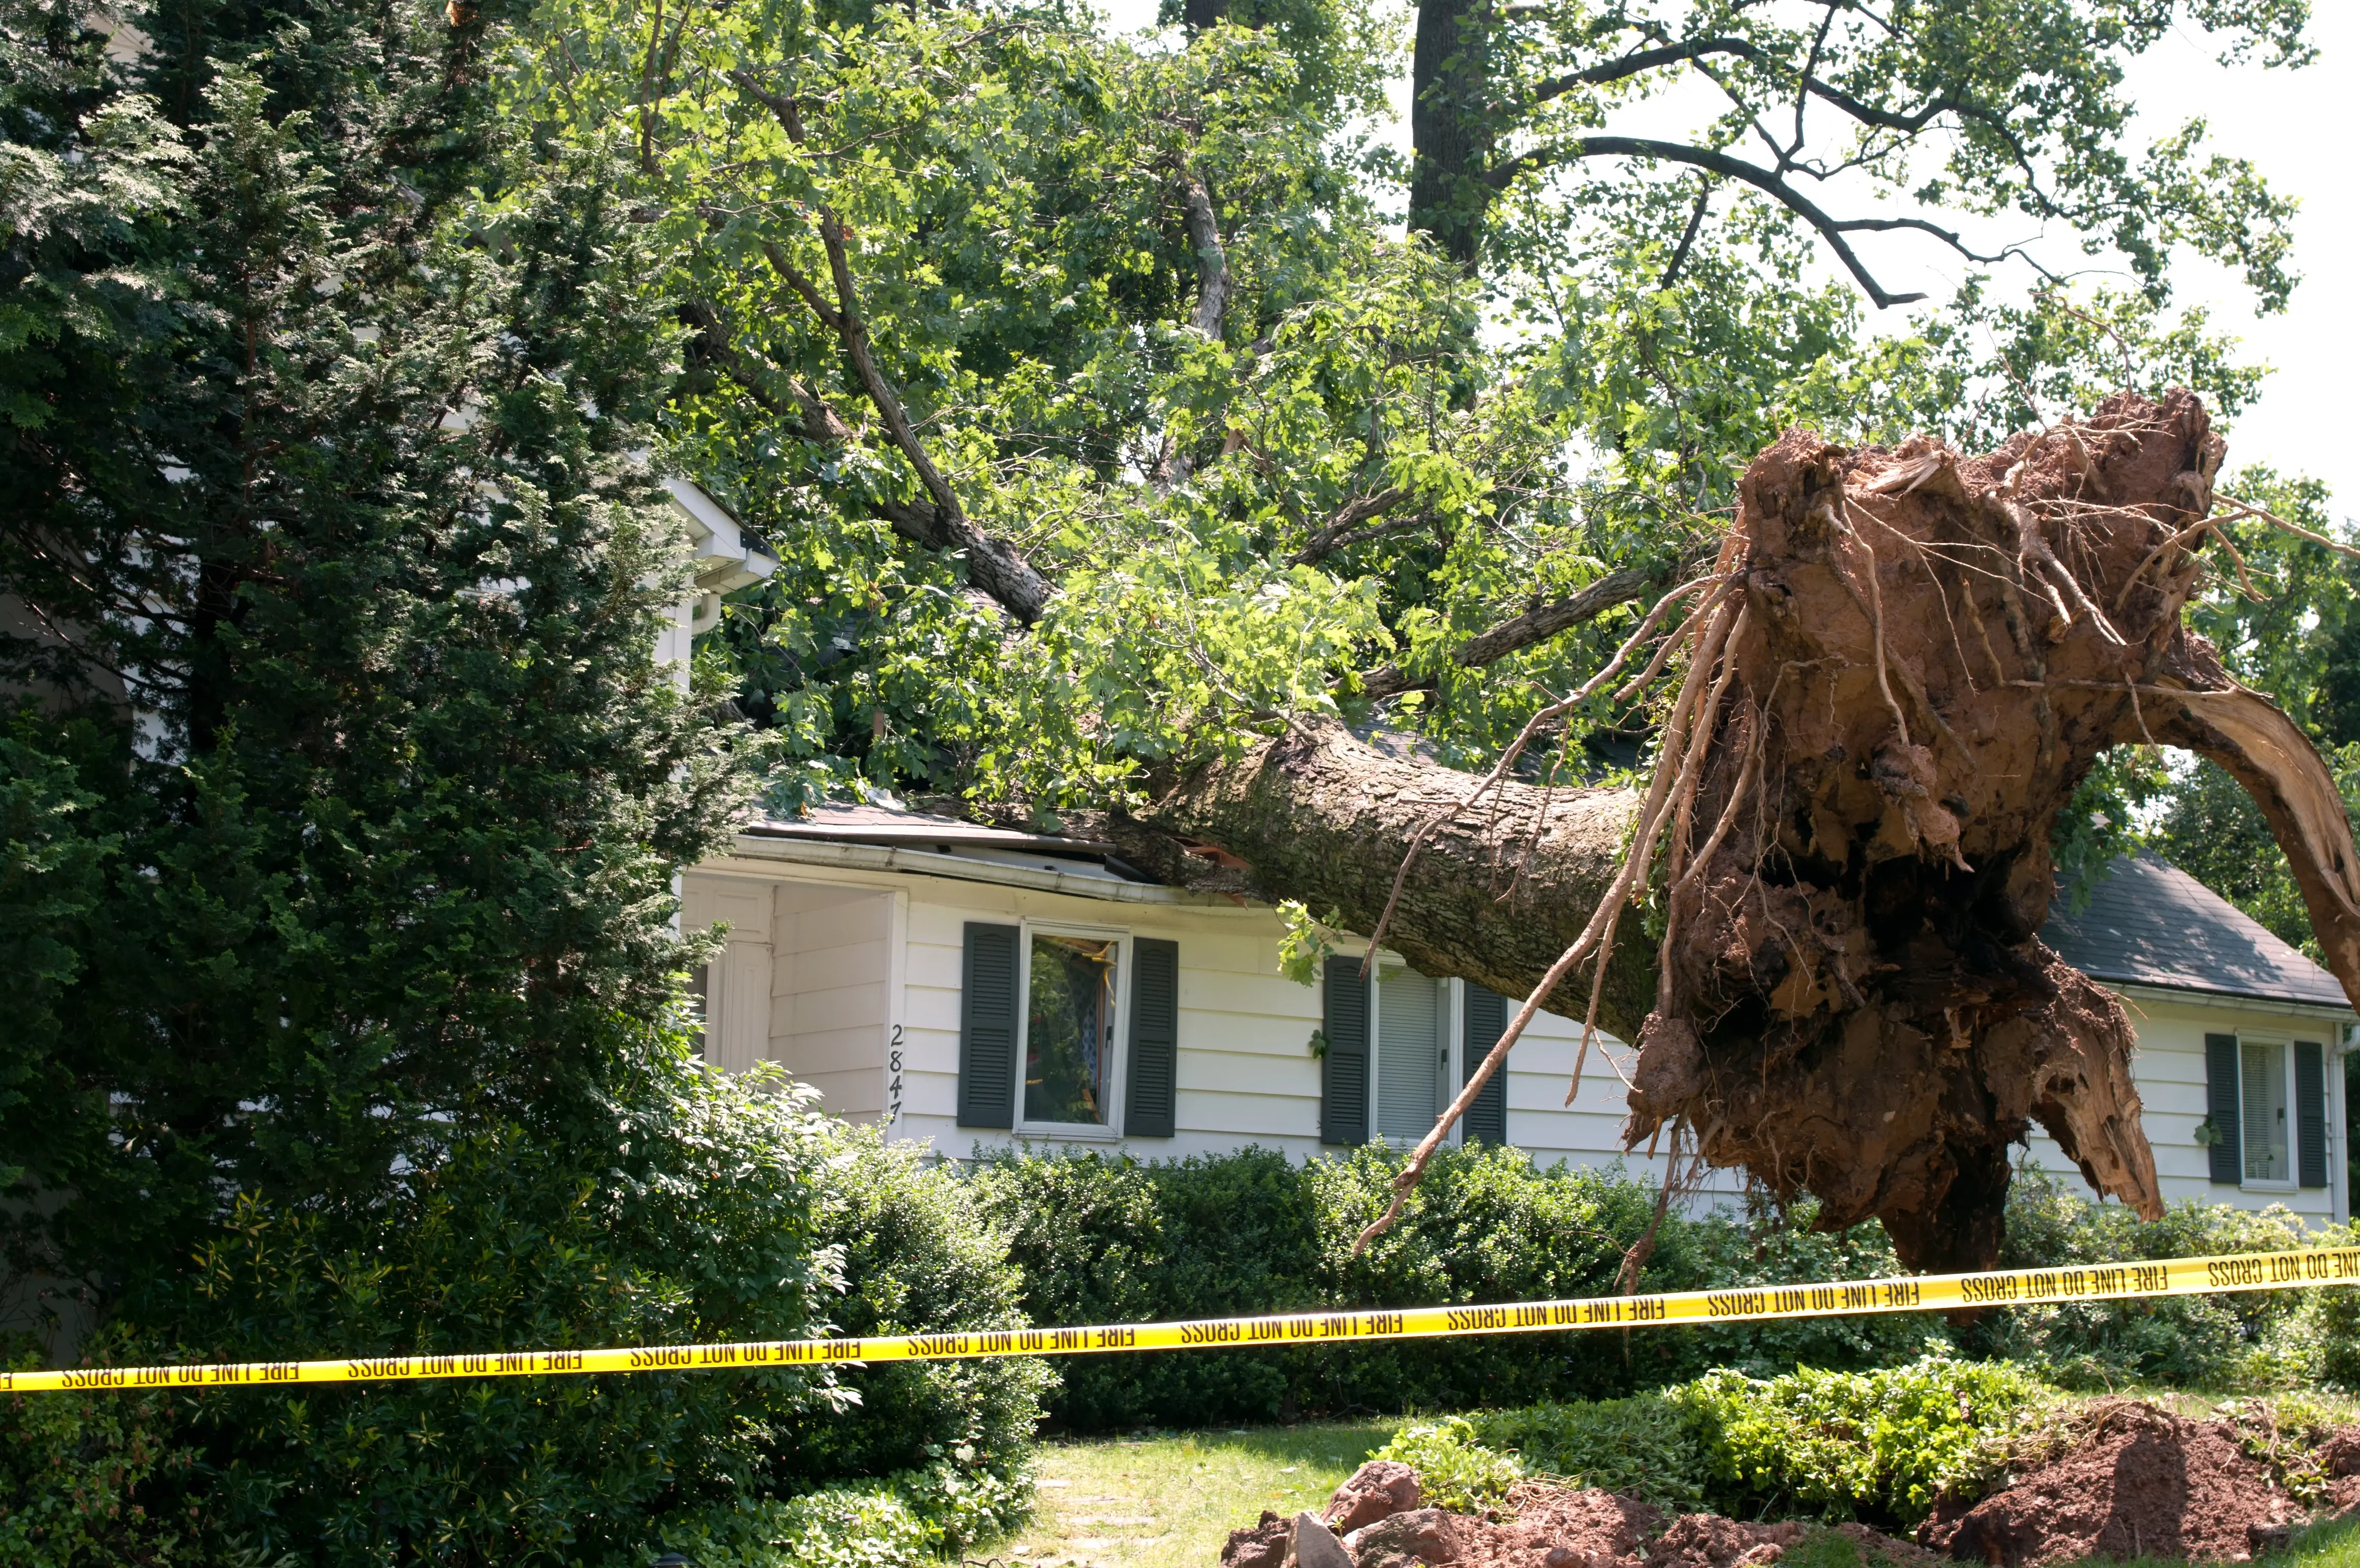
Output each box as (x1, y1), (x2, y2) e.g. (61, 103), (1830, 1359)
(975, 1414), (2360, 1568)
(980, 1422), (1392, 1568)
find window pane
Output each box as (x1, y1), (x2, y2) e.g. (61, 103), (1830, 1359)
(1376, 968), (1443, 1143)
(2243, 1040), (2289, 1183)
(1026, 935), (1117, 1125)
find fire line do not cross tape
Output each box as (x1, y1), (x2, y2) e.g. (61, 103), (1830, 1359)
(13, 1246), (2360, 1395)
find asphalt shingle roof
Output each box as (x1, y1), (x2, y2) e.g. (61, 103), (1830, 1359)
(2042, 850), (2351, 1011)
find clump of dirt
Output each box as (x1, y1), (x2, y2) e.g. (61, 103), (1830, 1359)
(1642, 1514), (1807, 1568)
(1450, 1481), (1662, 1567)
(1918, 1401), (2298, 1565)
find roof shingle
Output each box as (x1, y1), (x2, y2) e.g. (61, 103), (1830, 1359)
(2042, 850), (2350, 1011)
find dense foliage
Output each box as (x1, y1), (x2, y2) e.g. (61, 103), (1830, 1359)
(1381, 1354), (2049, 1528)
(1, 1093), (1045, 1566)
(547, 0), (2327, 813)
(1964, 1164), (2321, 1391)
(972, 1143), (1940, 1430)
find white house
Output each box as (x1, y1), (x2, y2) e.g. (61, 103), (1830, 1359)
(682, 806), (2357, 1226)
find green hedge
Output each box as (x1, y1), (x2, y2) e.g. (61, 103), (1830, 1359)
(0, 1070), (1043, 1567)
(1962, 1164), (2323, 1391)
(970, 1143), (1938, 1430)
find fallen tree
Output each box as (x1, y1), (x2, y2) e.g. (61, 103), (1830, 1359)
(1146, 390), (2360, 1272)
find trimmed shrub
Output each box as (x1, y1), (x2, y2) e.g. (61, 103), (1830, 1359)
(0, 1065), (1043, 1567)
(794, 1126), (1050, 1547)
(1968, 1163), (2317, 1390)
(972, 1143), (1939, 1430)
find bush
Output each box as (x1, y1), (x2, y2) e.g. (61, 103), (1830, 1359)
(973, 1143), (1945, 1430)
(1967, 1163), (2318, 1390)
(1, 1064), (1042, 1567)
(1369, 1415), (1524, 1511)
(1674, 1354), (2050, 1525)
(793, 1126), (1050, 1548)
(1471, 1394), (1712, 1512)
(0, 1333), (213, 1566)
(1389, 1355), (2049, 1530)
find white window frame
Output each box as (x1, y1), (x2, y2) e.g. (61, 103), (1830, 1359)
(2238, 1032), (2298, 1193)
(1012, 918), (1131, 1143)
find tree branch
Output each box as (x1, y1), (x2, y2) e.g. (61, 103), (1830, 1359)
(1484, 136), (1943, 307)
(731, 70), (1054, 623)
(1358, 565), (1655, 699)
(1529, 35), (1760, 103)
(1288, 486), (1411, 566)
(1152, 168), (1233, 496)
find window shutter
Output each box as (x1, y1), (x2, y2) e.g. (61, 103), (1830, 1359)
(2204, 1032), (2241, 1185)
(1125, 938), (1179, 1138)
(1461, 984), (1510, 1145)
(2297, 1039), (2329, 1189)
(1321, 955), (1368, 1146)
(957, 923), (1021, 1129)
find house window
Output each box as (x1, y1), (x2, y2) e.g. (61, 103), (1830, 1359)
(2241, 1038), (2292, 1186)
(1375, 964), (1447, 1145)
(1025, 933), (1121, 1128)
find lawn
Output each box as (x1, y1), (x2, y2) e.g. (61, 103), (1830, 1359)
(977, 1424), (2360, 1568)
(981, 1420), (1393, 1568)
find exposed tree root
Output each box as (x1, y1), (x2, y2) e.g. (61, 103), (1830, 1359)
(1150, 390), (2360, 1270)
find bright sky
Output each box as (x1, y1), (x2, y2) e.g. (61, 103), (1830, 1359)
(1095, 1), (2357, 522)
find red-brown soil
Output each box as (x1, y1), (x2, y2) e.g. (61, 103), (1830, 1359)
(1919, 1402), (2298, 1565)
(1234, 1411), (2330, 1568)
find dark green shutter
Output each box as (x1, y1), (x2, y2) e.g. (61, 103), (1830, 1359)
(1125, 938), (1179, 1138)
(2297, 1040), (2328, 1189)
(1320, 955), (1368, 1146)
(2204, 1032), (2241, 1185)
(1461, 984), (1509, 1145)
(957, 923), (1021, 1129)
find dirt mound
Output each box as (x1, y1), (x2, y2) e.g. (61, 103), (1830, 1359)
(1643, 1514), (1807, 1568)
(1450, 1483), (1662, 1567)
(1919, 1402), (2297, 1565)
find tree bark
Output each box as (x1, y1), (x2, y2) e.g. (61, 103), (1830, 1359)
(1151, 390), (2360, 1273)
(1407, 0), (1491, 267)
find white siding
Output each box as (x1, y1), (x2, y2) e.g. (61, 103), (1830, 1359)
(771, 881), (896, 1119)
(687, 852), (2346, 1221)
(679, 876), (773, 1074)
(2018, 988), (2349, 1225)
(682, 869), (898, 1116)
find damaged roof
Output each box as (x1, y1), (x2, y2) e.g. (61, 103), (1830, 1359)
(2042, 850), (2351, 1012)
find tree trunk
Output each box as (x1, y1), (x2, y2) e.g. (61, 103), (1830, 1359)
(1407, 0), (1490, 267)
(1151, 391), (2360, 1272)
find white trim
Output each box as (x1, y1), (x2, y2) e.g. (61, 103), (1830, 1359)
(1010, 919), (1130, 1143)
(1445, 977), (1465, 1151)
(2236, 1032), (2297, 1192)
(2334, 1023), (2351, 1226)
(884, 888), (910, 1137)
(724, 834), (1252, 907)
(2115, 981), (2355, 1025)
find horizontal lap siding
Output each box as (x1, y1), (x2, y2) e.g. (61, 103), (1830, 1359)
(2020, 996), (2340, 1221)
(718, 859), (2341, 1220)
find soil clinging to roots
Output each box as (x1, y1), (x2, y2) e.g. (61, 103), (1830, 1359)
(1632, 389), (2360, 1270)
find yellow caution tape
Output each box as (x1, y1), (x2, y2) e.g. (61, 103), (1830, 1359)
(12, 1246), (2358, 1395)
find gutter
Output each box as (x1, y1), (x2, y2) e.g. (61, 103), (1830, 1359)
(723, 832), (1259, 911)
(2107, 979), (2357, 1031)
